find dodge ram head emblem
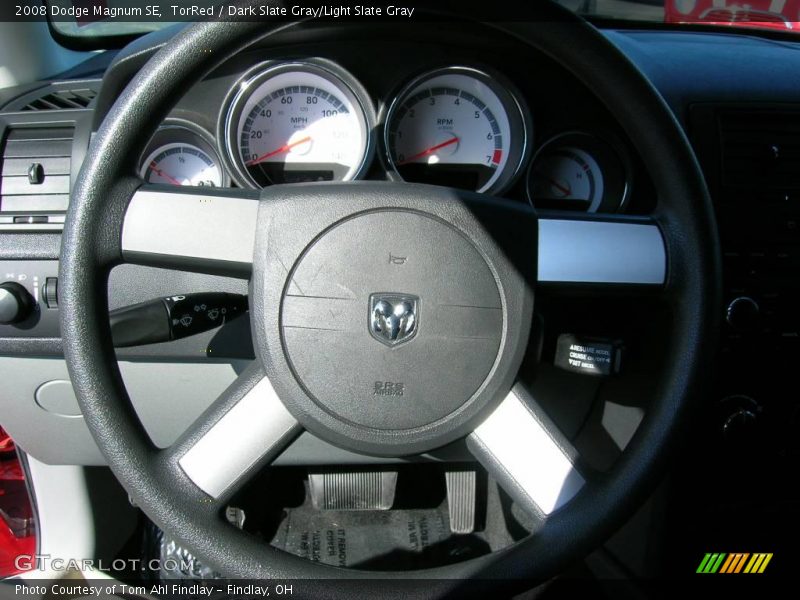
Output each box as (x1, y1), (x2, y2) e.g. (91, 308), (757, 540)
(369, 294), (418, 347)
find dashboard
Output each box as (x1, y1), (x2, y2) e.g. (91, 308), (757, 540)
(126, 23), (649, 218)
(141, 57), (634, 213)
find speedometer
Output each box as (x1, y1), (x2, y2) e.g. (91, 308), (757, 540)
(221, 61), (375, 188)
(384, 67), (530, 195)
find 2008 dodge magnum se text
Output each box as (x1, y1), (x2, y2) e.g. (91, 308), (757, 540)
(0, 1), (795, 598)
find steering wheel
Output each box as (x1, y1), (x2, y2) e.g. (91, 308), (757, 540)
(59, 1), (719, 594)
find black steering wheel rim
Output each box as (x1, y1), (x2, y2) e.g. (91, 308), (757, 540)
(60, 2), (719, 593)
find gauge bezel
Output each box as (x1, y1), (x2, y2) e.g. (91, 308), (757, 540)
(381, 66), (532, 196)
(138, 119), (230, 187)
(525, 130), (632, 213)
(219, 59), (376, 189)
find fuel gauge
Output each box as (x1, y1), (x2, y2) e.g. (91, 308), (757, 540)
(141, 143), (222, 187)
(139, 122), (229, 187)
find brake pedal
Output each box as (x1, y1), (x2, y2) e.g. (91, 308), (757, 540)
(309, 471), (398, 510)
(445, 470), (476, 534)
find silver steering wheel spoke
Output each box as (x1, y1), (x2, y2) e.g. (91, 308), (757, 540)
(167, 362), (302, 502)
(120, 184), (262, 278)
(538, 215), (667, 286)
(467, 383), (585, 518)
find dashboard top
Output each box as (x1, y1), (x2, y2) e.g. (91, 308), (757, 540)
(6, 23), (800, 112)
(605, 29), (800, 112)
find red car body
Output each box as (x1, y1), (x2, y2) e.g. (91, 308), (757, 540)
(664, 0), (800, 31)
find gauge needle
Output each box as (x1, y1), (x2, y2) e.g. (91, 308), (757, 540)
(398, 137), (460, 165)
(246, 136), (313, 166)
(149, 162), (183, 186)
(537, 172), (571, 197)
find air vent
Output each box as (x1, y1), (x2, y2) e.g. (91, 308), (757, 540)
(0, 127), (73, 220)
(20, 88), (96, 111)
(718, 110), (800, 202)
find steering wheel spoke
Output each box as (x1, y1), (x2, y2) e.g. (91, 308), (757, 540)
(467, 383), (585, 519)
(165, 362), (302, 503)
(537, 214), (667, 288)
(120, 184), (262, 278)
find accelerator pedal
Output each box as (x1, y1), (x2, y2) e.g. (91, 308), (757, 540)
(445, 470), (477, 534)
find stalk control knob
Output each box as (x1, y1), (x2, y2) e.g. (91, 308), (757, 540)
(0, 282), (35, 324)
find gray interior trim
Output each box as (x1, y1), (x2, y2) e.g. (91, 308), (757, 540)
(469, 386), (585, 515)
(0, 356), (472, 467)
(24, 457), (95, 572)
(0, 357), (249, 464)
(537, 218), (666, 285)
(121, 188), (260, 275)
(178, 376), (300, 498)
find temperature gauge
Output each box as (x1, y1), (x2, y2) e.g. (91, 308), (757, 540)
(527, 132), (630, 213)
(529, 146), (604, 211)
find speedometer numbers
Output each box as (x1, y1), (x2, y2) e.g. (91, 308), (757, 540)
(385, 68), (530, 195)
(222, 61), (374, 188)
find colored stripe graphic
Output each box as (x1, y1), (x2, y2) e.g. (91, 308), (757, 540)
(719, 553), (749, 573)
(744, 553), (773, 574)
(697, 553), (726, 573)
(697, 552), (773, 574)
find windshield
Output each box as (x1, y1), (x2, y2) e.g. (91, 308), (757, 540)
(46, 0), (800, 42)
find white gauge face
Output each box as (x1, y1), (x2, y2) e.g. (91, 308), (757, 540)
(140, 143), (223, 187)
(530, 147), (605, 212)
(232, 68), (370, 186)
(386, 70), (526, 194)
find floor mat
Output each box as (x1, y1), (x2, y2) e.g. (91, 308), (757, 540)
(270, 502), (490, 570)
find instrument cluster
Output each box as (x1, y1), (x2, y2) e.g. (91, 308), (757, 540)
(139, 58), (633, 214)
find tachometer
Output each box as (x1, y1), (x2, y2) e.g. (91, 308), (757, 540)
(384, 67), (530, 194)
(222, 61), (375, 187)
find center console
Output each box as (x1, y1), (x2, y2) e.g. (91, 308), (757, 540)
(691, 104), (800, 453)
